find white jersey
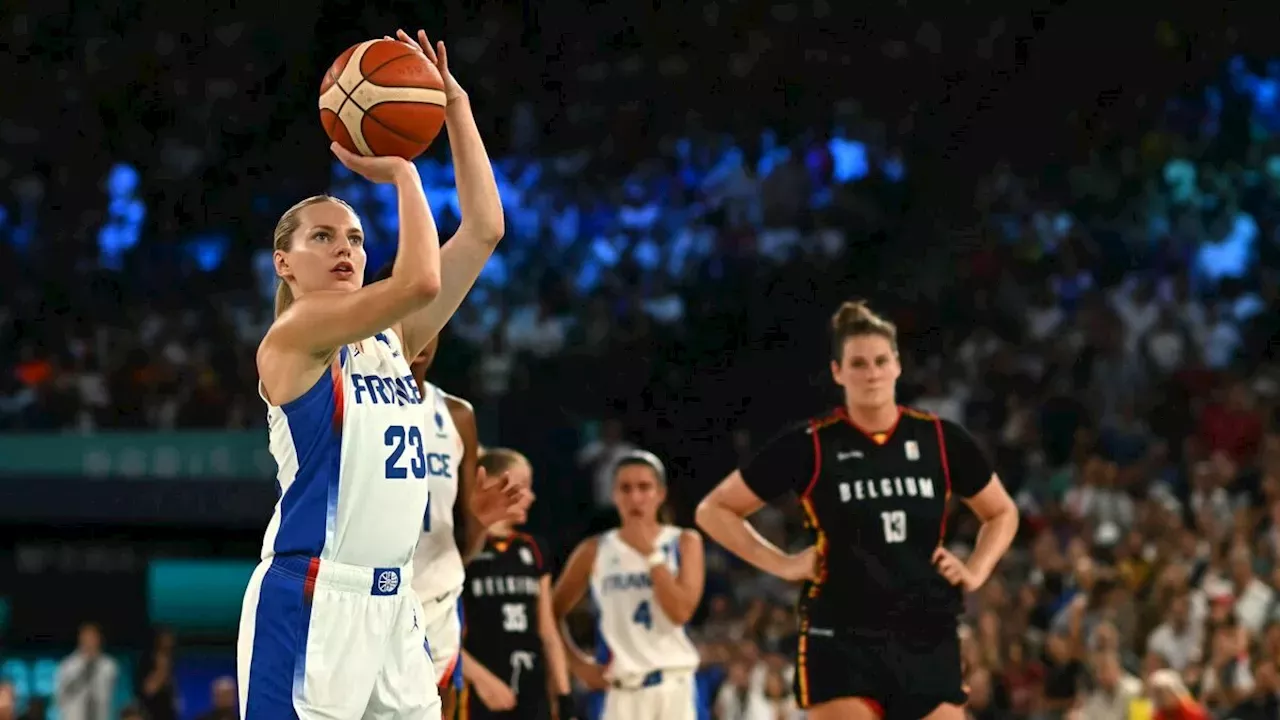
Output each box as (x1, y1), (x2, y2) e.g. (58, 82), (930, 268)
(411, 382), (466, 605)
(589, 526), (700, 680)
(259, 330), (432, 568)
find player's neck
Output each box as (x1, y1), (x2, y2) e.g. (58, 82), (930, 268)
(489, 523), (515, 538)
(844, 401), (900, 433)
(620, 519), (662, 542)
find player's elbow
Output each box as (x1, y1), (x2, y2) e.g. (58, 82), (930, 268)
(468, 219), (506, 247)
(694, 498), (722, 535)
(409, 272), (442, 301)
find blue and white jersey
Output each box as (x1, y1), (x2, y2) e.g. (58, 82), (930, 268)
(258, 329), (432, 569)
(589, 526), (700, 680)
(410, 381), (466, 606)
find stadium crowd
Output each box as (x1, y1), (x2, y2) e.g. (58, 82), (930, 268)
(5, 2), (1280, 719)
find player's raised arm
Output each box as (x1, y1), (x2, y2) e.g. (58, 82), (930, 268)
(387, 29), (505, 359)
(696, 424), (819, 583)
(551, 536), (608, 690)
(262, 152), (439, 357)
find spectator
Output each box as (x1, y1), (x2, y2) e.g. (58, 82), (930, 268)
(136, 627), (178, 720)
(194, 677), (238, 720)
(1079, 651), (1143, 720)
(53, 622), (118, 720)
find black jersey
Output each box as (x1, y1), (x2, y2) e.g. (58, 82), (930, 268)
(741, 406), (992, 635)
(462, 532), (549, 697)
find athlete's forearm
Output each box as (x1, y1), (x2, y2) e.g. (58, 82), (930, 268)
(557, 618), (597, 669)
(695, 500), (791, 579)
(460, 649), (501, 686)
(445, 96), (504, 241)
(461, 515), (487, 561)
(967, 506), (1018, 585)
(648, 566), (697, 625)
(540, 626), (572, 695)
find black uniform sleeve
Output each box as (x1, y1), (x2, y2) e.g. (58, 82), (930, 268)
(938, 418), (995, 498)
(523, 533), (550, 576)
(738, 421), (818, 502)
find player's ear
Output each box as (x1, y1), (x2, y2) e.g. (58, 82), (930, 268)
(273, 249), (291, 279)
(829, 359), (842, 384)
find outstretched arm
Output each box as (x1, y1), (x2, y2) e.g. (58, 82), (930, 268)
(393, 30), (505, 358)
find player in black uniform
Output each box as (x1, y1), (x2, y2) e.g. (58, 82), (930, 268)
(695, 301), (1019, 720)
(459, 448), (575, 720)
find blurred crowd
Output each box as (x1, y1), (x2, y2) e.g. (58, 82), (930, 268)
(7, 1), (1280, 719)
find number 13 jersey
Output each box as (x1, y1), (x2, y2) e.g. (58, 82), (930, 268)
(259, 330), (431, 569)
(589, 526), (699, 680)
(740, 406), (993, 634)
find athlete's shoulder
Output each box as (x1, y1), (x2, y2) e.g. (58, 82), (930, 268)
(442, 391), (475, 416)
(899, 405), (943, 429)
(512, 531), (546, 557)
(806, 407), (847, 433)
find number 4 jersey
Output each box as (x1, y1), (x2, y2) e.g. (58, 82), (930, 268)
(588, 526), (699, 681)
(462, 532), (550, 697)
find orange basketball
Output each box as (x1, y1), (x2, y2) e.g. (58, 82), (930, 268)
(319, 39), (447, 161)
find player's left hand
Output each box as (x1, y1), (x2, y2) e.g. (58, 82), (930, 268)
(388, 29), (467, 102)
(932, 547), (984, 592)
(469, 466), (531, 527)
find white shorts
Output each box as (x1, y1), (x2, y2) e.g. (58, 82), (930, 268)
(603, 669), (698, 720)
(238, 555), (441, 720)
(420, 587), (464, 690)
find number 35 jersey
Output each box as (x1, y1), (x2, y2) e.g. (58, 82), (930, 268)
(462, 532), (549, 688)
(259, 329), (431, 569)
(740, 406), (994, 633)
(589, 526), (699, 680)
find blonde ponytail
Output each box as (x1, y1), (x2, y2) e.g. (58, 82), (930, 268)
(270, 194), (356, 317)
(274, 282), (295, 318)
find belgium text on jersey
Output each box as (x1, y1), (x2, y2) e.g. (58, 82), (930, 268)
(838, 476), (936, 502)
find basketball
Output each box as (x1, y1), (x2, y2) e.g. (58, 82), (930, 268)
(319, 39), (447, 161)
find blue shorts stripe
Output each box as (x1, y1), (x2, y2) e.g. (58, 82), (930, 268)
(244, 558), (317, 719)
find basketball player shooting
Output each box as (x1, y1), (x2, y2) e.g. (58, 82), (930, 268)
(238, 28), (526, 720)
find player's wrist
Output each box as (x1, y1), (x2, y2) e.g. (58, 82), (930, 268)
(645, 551), (665, 569)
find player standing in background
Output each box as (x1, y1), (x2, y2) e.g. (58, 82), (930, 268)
(552, 452), (705, 720)
(459, 449), (575, 720)
(239, 28), (523, 720)
(695, 301), (1020, 720)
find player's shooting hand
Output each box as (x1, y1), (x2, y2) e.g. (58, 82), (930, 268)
(932, 547), (982, 592)
(473, 672), (517, 711)
(387, 29), (467, 102)
(779, 545), (819, 583)
(329, 143), (414, 181)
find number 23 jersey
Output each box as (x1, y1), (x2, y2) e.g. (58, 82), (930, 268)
(260, 330), (430, 568)
(589, 526), (699, 679)
(740, 406), (993, 631)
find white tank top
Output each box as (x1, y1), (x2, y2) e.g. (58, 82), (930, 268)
(589, 526), (700, 680)
(411, 382), (466, 605)
(258, 330), (431, 569)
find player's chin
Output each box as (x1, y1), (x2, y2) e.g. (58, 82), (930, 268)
(322, 268), (363, 290)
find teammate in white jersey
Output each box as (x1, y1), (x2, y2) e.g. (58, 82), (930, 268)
(411, 338), (478, 716)
(239, 29), (522, 720)
(553, 451), (705, 720)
